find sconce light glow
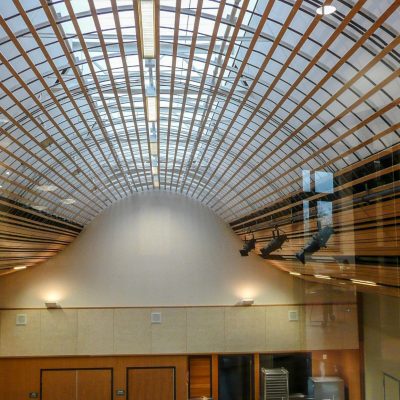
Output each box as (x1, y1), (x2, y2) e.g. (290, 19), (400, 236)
(43, 290), (64, 303)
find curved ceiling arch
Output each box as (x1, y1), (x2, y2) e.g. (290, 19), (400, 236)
(0, 0), (399, 231)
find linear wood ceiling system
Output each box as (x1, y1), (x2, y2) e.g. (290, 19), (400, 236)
(0, 1), (399, 288)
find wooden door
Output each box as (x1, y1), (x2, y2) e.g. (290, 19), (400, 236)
(42, 370), (77, 400)
(128, 367), (175, 400)
(77, 370), (112, 400)
(41, 369), (112, 400)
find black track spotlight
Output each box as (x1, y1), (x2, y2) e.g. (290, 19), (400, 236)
(239, 234), (256, 256)
(260, 225), (288, 258)
(296, 224), (334, 264)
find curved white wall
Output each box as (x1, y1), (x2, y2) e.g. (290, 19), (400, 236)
(0, 191), (302, 308)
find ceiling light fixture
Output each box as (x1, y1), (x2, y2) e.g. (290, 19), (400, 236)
(146, 95), (157, 122)
(37, 184), (57, 192)
(61, 198), (76, 205)
(150, 141), (158, 155)
(316, 4), (336, 15)
(32, 205), (48, 211)
(289, 271), (301, 276)
(138, 0), (156, 59)
(351, 279), (377, 286)
(239, 235), (256, 256)
(260, 226), (288, 258)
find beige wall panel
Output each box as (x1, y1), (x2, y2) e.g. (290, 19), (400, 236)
(187, 307), (225, 353)
(151, 308), (187, 354)
(0, 310), (41, 356)
(224, 306), (266, 352)
(40, 309), (77, 355)
(266, 306), (303, 351)
(77, 309), (114, 355)
(114, 308), (152, 354)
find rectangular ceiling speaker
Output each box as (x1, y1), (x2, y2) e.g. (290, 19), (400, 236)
(16, 313), (27, 326)
(151, 312), (162, 324)
(288, 310), (299, 321)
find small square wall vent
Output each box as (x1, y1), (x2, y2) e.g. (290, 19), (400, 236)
(16, 314), (27, 326)
(288, 310), (299, 321)
(151, 312), (162, 324)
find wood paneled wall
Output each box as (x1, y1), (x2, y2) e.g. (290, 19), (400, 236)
(189, 356), (212, 398)
(0, 352), (361, 400)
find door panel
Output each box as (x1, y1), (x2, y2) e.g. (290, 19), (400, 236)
(42, 370), (77, 400)
(128, 368), (174, 400)
(41, 369), (112, 400)
(77, 370), (112, 400)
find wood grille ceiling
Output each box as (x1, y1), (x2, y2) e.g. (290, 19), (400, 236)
(0, 1), (399, 275)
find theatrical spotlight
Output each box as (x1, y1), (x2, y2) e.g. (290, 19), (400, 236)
(239, 234), (256, 256)
(295, 224), (334, 264)
(260, 225), (288, 258)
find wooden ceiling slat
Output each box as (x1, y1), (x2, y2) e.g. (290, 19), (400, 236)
(163, 0), (182, 189)
(110, 0), (150, 189)
(1, 5), (122, 207)
(0, 1), (398, 286)
(36, 0), (131, 198)
(198, 0), (396, 209)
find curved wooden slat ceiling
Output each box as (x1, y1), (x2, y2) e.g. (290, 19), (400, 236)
(0, 0), (399, 276)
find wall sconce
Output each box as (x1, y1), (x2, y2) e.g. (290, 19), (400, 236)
(45, 302), (61, 309)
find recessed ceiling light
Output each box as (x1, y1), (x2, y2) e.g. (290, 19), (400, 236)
(32, 205), (48, 211)
(61, 198), (76, 205)
(13, 265), (27, 270)
(316, 4), (336, 15)
(37, 184), (57, 192)
(138, 0), (156, 59)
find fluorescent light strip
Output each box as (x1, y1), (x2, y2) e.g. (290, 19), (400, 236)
(146, 96), (158, 122)
(351, 279), (378, 287)
(139, 0), (155, 59)
(314, 274), (331, 280)
(150, 141), (158, 155)
(289, 272), (301, 276)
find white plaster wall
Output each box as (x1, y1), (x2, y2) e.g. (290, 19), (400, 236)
(0, 191), (303, 308)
